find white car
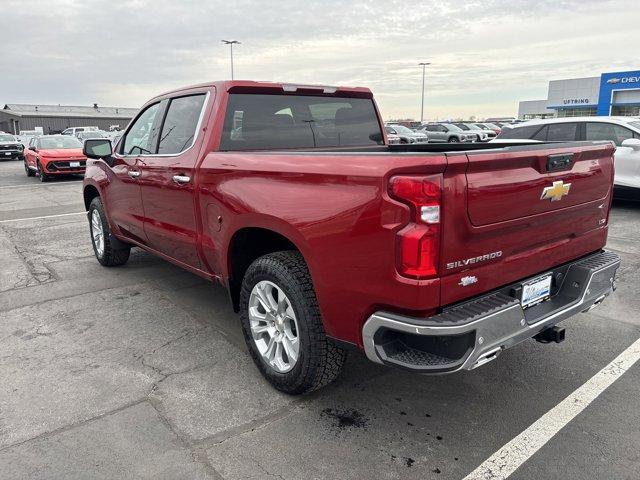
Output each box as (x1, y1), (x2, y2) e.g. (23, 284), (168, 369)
(496, 116), (640, 198)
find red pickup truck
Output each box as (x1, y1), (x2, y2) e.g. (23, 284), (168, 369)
(82, 81), (620, 394)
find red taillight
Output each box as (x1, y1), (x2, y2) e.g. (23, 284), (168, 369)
(389, 175), (442, 278)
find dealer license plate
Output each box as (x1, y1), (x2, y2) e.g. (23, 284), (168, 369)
(521, 274), (552, 309)
(69, 161), (80, 167)
(4, 152), (10, 156)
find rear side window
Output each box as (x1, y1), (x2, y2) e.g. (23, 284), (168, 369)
(158, 94), (206, 155)
(497, 125), (543, 139)
(546, 123), (578, 141)
(219, 94), (383, 150)
(585, 123), (635, 145)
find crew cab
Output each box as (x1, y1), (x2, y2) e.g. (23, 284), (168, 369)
(82, 81), (620, 394)
(24, 135), (87, 181)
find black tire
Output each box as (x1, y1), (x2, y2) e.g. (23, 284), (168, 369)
(239, 251), (346, 394)
(37, 161), (49, 182)
(88, 197), (131, 267)
(25, 160), (34, 177)
(448, 136), (460, 143)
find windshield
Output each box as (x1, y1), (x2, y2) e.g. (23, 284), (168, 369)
(441, 123), (463, 132)
(453, 123), (470, 130)
(390, 125), (414, 134)
(81, 131), (106, 138)
(0, 134), (16, 142)
(39, 136), (82, 149)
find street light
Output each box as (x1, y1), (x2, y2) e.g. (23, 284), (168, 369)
(419, 62), (431, 123)
(221, 40), (241, 80)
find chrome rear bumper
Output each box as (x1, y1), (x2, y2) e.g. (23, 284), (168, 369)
(362, 251), (620, 373)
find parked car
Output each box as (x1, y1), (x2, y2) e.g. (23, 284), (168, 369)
(61, 126), (99, 136)
(496, 116), (640, 198)
(452, 123), (492, 142)
(82, 80), (619, 394)
(385, 124), (429, 144)
(472, 123), (500, 137)
(0, 133), (25, 160)
(477, 122), (501, 135)
(417, 123), (474, 142)
(24, 135), (86, 181)
(77, 130), (108, 141)
(384, 128), (402, 145)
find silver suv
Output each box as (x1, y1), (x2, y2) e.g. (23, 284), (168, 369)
(418, 123), (474, 143)
(452, 123), (491, 142)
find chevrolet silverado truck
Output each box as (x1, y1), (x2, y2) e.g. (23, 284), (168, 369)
(82, 81), (620, 394)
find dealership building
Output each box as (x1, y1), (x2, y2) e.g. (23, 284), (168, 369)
(518, 69), (640, 119)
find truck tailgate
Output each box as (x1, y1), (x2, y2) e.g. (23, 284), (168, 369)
(439, 142), (615, 306)
(466, 143), (613, 225)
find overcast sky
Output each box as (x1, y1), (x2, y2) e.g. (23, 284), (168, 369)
(1, 0), (638, 120)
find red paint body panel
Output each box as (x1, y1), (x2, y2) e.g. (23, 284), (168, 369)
(83, 81), (615, 349)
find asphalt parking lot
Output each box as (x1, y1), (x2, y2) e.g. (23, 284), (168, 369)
(0, 159), (639, 480)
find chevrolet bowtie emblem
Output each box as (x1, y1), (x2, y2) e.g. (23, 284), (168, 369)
(541, 180), (571, 202)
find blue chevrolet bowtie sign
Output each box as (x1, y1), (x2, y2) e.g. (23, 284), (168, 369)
(598, 70), (640, 115)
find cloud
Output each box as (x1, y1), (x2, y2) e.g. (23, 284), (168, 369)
(1, 0), (637, 119)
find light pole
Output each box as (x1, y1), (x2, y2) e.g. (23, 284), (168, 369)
(419, 62), (430, 123)
(221, 40), (240, 80)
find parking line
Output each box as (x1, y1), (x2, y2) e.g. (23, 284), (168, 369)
(463, 336), (640, 480)
(0, 212), (86, 223)
(0, 182), (81, 190)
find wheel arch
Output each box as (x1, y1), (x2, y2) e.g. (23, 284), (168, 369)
(226, 226), (306, 312)
(83, 184), (101, 211)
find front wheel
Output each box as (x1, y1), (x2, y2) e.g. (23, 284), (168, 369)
(448, 136), (460, 143)
(239, 251), (346, 394)
(25, 160), (34, 177)
(37, 161), (49, 182)
(88, 197), (131, 266)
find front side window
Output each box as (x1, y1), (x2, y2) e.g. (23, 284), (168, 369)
(587, 123), (638, 144)
(220, 93), (383, 150)
(157, 94), (206, 155)
(122, 103), (161, 155)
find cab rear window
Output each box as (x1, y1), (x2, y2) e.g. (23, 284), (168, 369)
(220, 94), (383, 150)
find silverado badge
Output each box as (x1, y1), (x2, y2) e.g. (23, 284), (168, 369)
(541, 180), (571, 202)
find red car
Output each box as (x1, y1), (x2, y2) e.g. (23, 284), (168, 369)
(24, 135), (87, 182)
(82, 80), (619, 394)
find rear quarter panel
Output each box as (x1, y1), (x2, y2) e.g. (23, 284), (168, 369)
(197, 151), (447, 345)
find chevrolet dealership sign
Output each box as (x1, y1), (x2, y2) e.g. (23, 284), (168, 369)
(607, 76), (640, 85)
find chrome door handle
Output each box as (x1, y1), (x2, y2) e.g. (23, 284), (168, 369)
(127, 170), (141, 178)
(172, 174), (190, 184)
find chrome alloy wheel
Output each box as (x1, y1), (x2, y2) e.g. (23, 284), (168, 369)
(248, 280), (300, 373)
(91, 209), (105, 257)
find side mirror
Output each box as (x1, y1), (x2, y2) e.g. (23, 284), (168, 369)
(84, 138), (115, 166)
(28, 146), (36, 151)
(621, 138), (640, 151)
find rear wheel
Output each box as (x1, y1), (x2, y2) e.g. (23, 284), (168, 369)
(88, 197), (131, 266)
(24, 159), (34, 177)
(239, 251), (346, 394)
